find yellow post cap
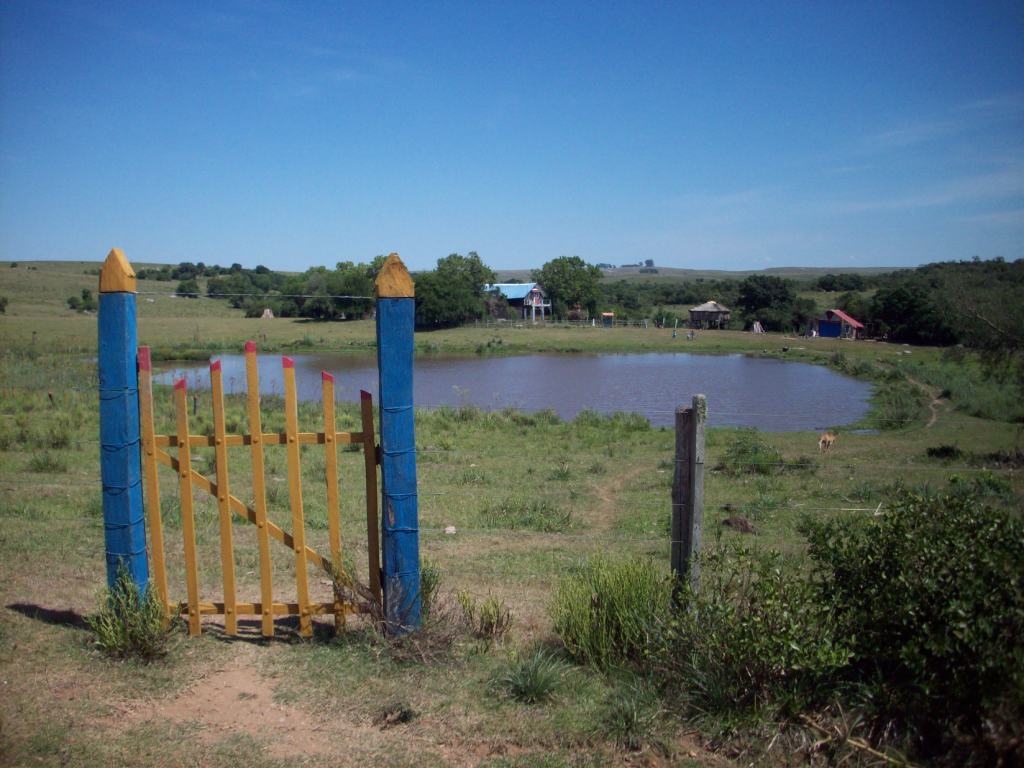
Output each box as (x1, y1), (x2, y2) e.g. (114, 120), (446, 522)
(374, 252), (415, 298)
(99, 248), (137, 293)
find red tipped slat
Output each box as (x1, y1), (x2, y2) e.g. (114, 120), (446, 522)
(174, 378), (187, 391)
(245, 340), (257, 353)
(138, 346), (152, 371)
(322, 371), (334, 383)
(360, 390), (371, 401)
(282, 356), (294, 369)
(210, 359), (222, 372)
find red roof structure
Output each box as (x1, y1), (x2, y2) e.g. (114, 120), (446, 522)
(825, 308), (864, 329)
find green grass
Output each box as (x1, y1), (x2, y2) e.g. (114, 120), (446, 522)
(1, 258), (1021, 766)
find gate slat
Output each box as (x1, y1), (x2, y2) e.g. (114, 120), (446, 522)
(173, 379), (202, 637)
(321, 372), (344, 630)
(283, 357), (313, 637)
(137, 347), (169, 621)
(210, 360), (237, 635)
(245, 341), (275, 637)
(152, 449), (333, 572)
(360, 390), (382, 608)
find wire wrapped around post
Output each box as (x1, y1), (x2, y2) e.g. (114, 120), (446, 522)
(98, 248), (149, 592)
(374, 253), (421, 633)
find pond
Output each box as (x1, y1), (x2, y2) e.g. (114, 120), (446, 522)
(154, 352), (873, 432)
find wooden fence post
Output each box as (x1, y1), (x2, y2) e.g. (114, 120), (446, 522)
(98, 248), (149, 591)
(374, 253), (421, 632)
(671, 394), (706, 593)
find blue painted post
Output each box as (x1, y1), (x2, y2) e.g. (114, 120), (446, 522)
(98, 248), (149, 591)
(375, 253), (420, 632)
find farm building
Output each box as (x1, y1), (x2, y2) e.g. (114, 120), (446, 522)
(813, 308), (864, 339)
(485, 282), (552, 321)
(689, 300), (731, 329)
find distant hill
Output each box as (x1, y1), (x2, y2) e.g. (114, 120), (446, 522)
(494, 265), (899, 282)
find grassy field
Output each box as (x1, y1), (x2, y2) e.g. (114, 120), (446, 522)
(1, 261), (1020, 766)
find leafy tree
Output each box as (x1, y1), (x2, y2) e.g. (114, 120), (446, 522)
(532, 256), (603, 316)
(736, 275), (799, 330)
(415, 252), (496, 328)
(176, 279), (199, 298)
(871, 283), (954, 345)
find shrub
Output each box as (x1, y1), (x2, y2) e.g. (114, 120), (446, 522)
(926, 444), (962, 460)
(479, 497), (571, 532)
(655, 547), (851, 717)
(490, 649), (568, 704)
(86, 567), (175, 661)
(550, 555), (672, 670)
(871, 380), (928, 430)
(800, 488), (1024, 758)
(716, 428), (807, 476)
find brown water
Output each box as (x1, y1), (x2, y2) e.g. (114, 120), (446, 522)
(154, 352), (872, 431)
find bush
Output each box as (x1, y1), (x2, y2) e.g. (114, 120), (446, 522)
(550, 556), (672, 670)
(86, 567), (175, 661)
(715, 429), (808, 475)
(655, 547), (850, 717)
(800, 488), (1024, 758)
(871, 380), (927, 429)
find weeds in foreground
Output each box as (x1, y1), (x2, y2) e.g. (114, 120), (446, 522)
(479, 496), (572, 532)
(86, 567), (176, 662)
(599, 682), (664, 752)
(490, 650), (568, 704)
(550, 555), (672, 671)
(458, 591), (513, 642)
(27, 450), (68, 473)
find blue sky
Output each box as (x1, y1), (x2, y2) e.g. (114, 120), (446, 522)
(1, 1), (1022, 272)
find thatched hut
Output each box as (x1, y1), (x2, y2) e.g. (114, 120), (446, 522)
(689, 300), (731, 329)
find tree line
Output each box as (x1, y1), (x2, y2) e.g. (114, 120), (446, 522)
(140, 254), (1021, 361)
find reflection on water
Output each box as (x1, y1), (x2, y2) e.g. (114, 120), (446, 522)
(154, 352), (872, 432)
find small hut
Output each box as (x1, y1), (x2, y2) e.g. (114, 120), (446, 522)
(601, 312), (615, 328)
(689, 300), (731, 329)
(260, 307), (275, 320)
(813, 309), (863, 339)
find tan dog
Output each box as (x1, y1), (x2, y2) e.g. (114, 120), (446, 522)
(818, 431), (837, 453)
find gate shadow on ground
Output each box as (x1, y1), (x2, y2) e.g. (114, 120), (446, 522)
(7, 603), (89, 631)
(202, 616), (342, 645)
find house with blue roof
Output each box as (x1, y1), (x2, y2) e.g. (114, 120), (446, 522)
(484, 282), (552, 322)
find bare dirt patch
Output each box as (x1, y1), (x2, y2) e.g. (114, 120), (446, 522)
(113, 643), (358, 760)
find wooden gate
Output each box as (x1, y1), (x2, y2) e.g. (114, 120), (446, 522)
(136, 341), (382, 638)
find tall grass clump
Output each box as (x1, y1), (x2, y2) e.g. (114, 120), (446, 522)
(86, 567), (176, 662)
(479, 496), (572, 532)
(870, 380), (928, 429)
(717, 428), (779, 475)
(550, 556), (672, 670)
(490, 649), (568, 704)
(27, 450), (68, 473)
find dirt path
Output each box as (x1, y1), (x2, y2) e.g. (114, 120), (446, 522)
(592, 464), (648, 531)
(905, 375), (946, 428)
(112, 643), (354, 760)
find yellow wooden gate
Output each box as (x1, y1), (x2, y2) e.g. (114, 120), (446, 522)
(136, 341), (382, 638)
